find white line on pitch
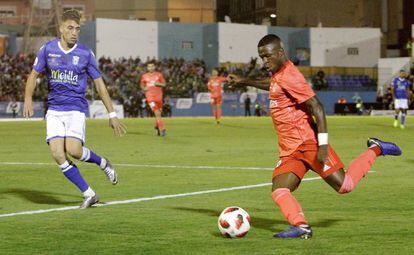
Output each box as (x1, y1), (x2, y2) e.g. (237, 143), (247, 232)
(0, 162), (273, 171)
(0, 177), (322, 218)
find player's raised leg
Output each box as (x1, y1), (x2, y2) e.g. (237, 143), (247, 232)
(323, 138), (401, 194)
(66, 138), (118, 185)
(49, 138), (98, 208)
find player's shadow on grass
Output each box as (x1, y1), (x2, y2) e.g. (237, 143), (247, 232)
(173, 207), (344, 235)
(126, 131), (144, 136)
(173, 207), (285, 234)
(1, 189), (79, 205)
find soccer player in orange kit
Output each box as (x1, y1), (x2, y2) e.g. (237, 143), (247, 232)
(207, 69), (228, 123)
(140, 63), (167, 136)
(229, 34), (402, 239)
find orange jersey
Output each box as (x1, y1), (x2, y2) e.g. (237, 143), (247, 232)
(207, 76), (227, 98)
(140, 71), (166, 102)
(269, 61), (317, 157)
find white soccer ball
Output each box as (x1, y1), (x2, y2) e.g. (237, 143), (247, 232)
(218, 206), (251, 238)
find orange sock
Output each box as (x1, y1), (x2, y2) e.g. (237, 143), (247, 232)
(217, 108), (222, 120)
(339, 148), (378, 193)
(271, 188), (307, 226)
(156, 118), (165, 130)
(212, 105), (217, 119)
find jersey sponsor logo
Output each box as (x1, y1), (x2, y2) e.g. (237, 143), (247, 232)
(48, 53), (61, 58)
(50, 69), (79, 85)
(275, 160), (282, 168)
(49, 57), (58, 66)
(72, 56), (79, 65)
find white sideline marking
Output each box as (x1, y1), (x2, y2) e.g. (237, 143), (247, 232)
(0, 177), (322, 218)
(0, 162), (273, 171)
(0, 118), (43, 122)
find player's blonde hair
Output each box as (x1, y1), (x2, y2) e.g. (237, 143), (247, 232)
(62, 9), (81, 24)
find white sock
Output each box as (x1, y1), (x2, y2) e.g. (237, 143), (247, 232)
(100, 158), (107, 170)
(83, 187), (96, 198)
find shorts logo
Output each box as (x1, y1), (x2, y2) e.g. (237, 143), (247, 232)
(72, 56), (79, 65)
(275, 160), (282, 168)
(323, 164), (331, 172)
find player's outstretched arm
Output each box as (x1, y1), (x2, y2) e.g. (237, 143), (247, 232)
(23, 70), (39, 118)
(94, 77), (127, 137)
(228, 74), (270, 91)
(304, 96), (328, 163)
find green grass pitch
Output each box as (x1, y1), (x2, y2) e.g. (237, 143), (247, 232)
(0, 116), (413, 254)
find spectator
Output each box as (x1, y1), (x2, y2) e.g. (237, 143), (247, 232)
(356, 98), (364, 115)
(255, 102), (262, 116)
(337, 96), (347, 104)
(163, 96), (172, 117)
(9, 98), (18, 118)
(312, 70), (328, 90)
(352, 92), (362, 103)
(244, 95), (251, 116)
(383, 87), (394, 110)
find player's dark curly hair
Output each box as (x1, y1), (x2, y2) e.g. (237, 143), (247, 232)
(62, 9), (81, 24)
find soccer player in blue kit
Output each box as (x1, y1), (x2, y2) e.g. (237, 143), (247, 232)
(392, 70), (411, 129)
(23, 9), (127, 209)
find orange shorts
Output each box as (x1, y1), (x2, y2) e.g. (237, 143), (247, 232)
(211, 97), (222, 105)
(148, 100), (163, 112)
(272, 143), (344, 180)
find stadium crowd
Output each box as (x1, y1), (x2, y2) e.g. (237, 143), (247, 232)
(1, 53), (413, 114)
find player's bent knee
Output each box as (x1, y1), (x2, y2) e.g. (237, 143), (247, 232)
(50, 150), (66, 163)
(337, 174), (355, 194)
(66, 147), (83, 159)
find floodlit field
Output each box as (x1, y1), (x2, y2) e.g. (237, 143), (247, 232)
(0, 116), (413, 254)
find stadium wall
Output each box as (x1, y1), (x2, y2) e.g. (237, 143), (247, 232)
(96, 18), (158, 59)
(0, 91), (377, 119)
(158, 22), (205, 60)
(378, 57), (412, 91)
(310, 28), (381, 67)
(202, 24), (219, 71)
(267, 27), (310, 65)
(218, 22), (268, 63)
(168, 91), (376, 116)
(79, 21), (96, 54)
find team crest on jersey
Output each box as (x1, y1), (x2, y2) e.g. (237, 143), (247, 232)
(72, 56), (80, 65)
(50, 57), (57, 66)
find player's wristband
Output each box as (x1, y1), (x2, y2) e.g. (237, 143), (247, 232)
(108, 112), (117, 119)
(318, 133), (328, 146)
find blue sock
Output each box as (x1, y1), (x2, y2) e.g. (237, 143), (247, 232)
(60, 161), (89, 192)
(80, 147), (105, 168)
(401, 114), (406, 125)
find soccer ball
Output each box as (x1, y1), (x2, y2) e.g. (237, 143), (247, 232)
(218, 206), (251, 238)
